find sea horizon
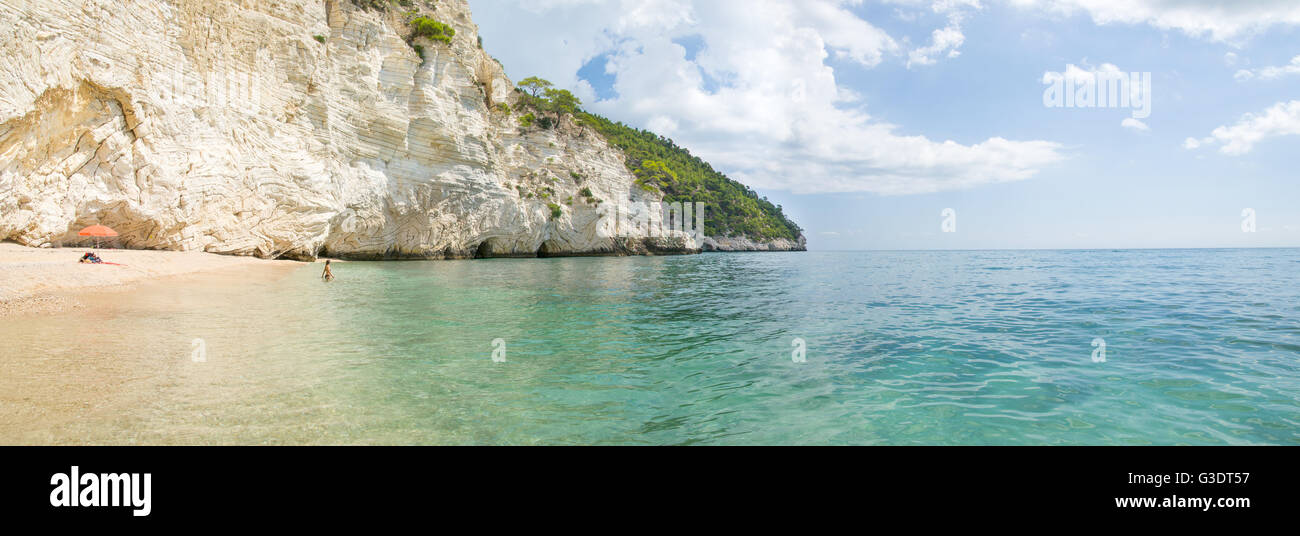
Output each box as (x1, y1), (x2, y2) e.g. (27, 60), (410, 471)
(807, 246), (1300, 253)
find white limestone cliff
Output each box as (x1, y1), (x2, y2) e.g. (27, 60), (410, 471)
(0, 0), (795, 259)
(703, 235), (807, 252)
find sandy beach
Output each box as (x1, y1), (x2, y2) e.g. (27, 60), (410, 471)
(0, 242), (304, 316)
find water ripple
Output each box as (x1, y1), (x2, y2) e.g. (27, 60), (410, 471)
(4, 250), (1300, 444)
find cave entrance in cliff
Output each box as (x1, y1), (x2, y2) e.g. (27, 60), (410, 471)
(536, 241), (563, 258)
(474, 240), (495, 259)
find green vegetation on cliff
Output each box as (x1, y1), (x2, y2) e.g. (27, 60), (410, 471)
(514, 78), (802, 242)
(409, 16), (454, 45)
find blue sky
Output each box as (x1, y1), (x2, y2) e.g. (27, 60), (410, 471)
(468, 0), (1300, 250)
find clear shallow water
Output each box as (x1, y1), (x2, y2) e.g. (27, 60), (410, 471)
(3, 249), (1299, 445)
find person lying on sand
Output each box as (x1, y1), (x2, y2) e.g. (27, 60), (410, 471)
(321, 259), (335, 282)
(79, 252), (103, 264)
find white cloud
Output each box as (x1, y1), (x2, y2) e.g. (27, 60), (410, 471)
(1005, 0), (1300, 42)
(1042, 61), (1124, 85)
(472, 0), (1064, 195)
(1233, 55), (1300, 81)
(1185, 100), (1300, 155)
(1121, 118), (1149, 131)
(645, 115), (680, 136)
(805, 0), (901, 67)
(892, 0), (982, 68)
(908, 24), (966, 67)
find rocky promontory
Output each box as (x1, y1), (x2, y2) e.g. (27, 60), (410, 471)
(0, 0), (804, 260)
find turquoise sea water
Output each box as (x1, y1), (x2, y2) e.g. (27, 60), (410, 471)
(3, 249), (1300, 445)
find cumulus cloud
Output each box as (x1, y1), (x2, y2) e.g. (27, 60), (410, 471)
(1234, 55), (1300, 81)
(907, 24), (967, 67)
(1121, 118), (1149, 131)
(1185, 100), (1300, 155)
(805, 0), (902, 67)
(890, 0), (982, 68)
(1005, 0), (1300, 41)
(473, 0), (1062, 195)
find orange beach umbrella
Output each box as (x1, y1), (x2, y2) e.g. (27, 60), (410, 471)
(78, 225), (118, 248)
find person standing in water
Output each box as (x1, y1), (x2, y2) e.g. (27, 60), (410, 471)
(321, 259), (335, 282)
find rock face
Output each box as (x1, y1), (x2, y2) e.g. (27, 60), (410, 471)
(703, 235), (807, 252)
(0, 0), (797, 259)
